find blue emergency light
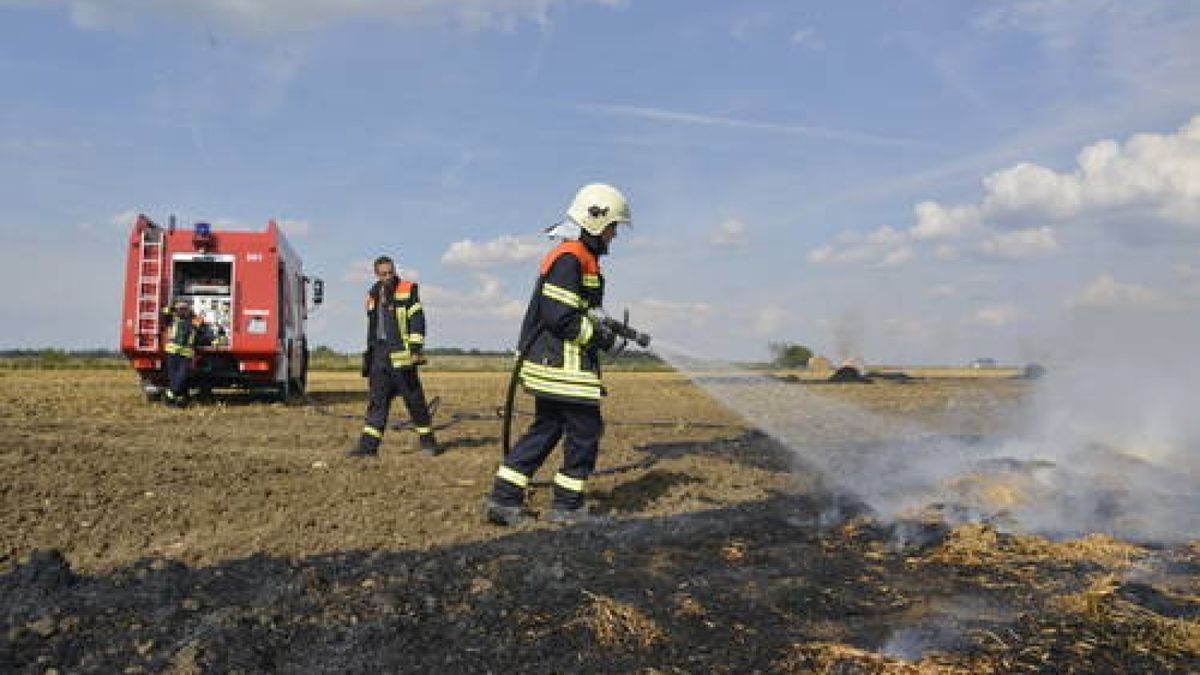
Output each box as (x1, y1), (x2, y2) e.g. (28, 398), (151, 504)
(195, 222), (212, 237)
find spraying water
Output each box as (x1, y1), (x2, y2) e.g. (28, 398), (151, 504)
(650, 317), (1200, 544)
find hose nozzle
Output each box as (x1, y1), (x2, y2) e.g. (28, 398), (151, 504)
(593, 310), (652, 348)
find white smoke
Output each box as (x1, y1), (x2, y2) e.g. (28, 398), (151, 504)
(653, 298), (1200, 543)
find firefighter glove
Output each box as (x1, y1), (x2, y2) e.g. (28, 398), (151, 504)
(594, 320), (618, 352)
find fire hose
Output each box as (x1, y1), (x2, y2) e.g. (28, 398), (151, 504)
(499, 309), (654, 484)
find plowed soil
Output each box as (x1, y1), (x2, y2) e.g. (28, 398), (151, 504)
(2, 370), (1198, 673)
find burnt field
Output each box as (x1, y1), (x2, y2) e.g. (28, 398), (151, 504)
(2, 369), (1198, 673)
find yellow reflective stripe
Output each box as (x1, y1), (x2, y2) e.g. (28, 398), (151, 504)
(542, 283), (585, 309)
(407, 334), (425, 344)
(573, 317), (594, 346)
(521, 373), (603, 400)
(521, 361), (601, 385)
(165, 344), (195, 357)
(390, 351), (413, 366)
(564, 341), (580, 372)
(496, 466), (530, 488)
(414, 426), (432, 435)
(407, 303), (423, 318)
(581, 273), (601, 288)
(363, 426), (383, 438)
(554, 473), (586, 493)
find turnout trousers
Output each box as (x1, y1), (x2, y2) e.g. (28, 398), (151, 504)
(357, 347), (433, 452)
(491, 397), (603, 511)
(164, 353), (192, 406)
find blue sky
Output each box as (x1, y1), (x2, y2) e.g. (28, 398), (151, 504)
(2, 0), (1198, 363)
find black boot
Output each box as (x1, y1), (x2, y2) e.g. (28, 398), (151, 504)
(419, 432), (441, 456)
(483, 497), (533, 526)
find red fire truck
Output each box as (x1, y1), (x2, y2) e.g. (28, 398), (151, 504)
(119, 214), (323, 401)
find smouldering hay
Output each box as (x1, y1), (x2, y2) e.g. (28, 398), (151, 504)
(976, 573), (1200, 670)
(772, 641), (977, 674)
(568, 589), (665, 649)
(921, 524), (1147, 571)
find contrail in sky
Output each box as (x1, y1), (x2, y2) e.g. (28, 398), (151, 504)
(576, 102), (923, 149)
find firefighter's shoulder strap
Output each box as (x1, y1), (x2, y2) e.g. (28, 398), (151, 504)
(539, 240), (599, 278)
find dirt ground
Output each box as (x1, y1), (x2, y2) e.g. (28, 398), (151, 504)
(2, 369), (1198, 673)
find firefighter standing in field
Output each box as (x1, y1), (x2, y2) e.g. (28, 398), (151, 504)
(485, 183), (631, 526)
(162, 299), (212, 408)
(347, 255), (440, 457)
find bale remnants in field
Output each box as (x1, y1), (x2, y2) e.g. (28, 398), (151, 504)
(568, 589), (666, 649)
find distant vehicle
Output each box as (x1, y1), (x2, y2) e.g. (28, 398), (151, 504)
(119, 214), (323, 401)
(970, 357), (999, 369)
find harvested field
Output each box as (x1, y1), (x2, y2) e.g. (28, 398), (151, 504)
(2, 370), (1198, 673)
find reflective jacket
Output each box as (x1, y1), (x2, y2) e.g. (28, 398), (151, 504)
(366, 278), (425, 369)
(163, 312), (207, 358)
(517, 239), (605, 405)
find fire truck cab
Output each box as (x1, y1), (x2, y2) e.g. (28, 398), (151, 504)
(120, 215), (323, 401)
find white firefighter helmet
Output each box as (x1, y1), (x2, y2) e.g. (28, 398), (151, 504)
(566, 183), (632, 236)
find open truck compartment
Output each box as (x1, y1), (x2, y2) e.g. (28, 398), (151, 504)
(118, 215), (322, 400)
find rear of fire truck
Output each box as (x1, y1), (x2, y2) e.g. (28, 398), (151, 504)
(119, 214), (323, 401)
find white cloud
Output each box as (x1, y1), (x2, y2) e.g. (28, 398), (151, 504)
(1066, 273), (1170, 311)
(421, 273), (524, 319)
(808, 226), (915, 267)
(811, 115), (1200, 269)
(441, 234), (546, 269)
(975, 226), (1059, 260)
(973, 116), (1200, 234)
(708, 218), (747, 247)
(790, 27), (825, 50)
(911, 200), (979, 240)
(965, 303), (1020, 327)
(30, 0), (628, 34)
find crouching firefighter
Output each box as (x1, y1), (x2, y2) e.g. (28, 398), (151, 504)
(162, 299), (214, 408)
(348, 255), (440, 457)
(485, 183), (633, 526)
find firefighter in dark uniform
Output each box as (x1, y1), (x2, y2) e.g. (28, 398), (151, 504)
(162, 299), (212, 408)
(347, 255), (440, 457)
(485, 183), (631, 525)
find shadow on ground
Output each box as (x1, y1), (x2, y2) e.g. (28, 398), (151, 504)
(6, 491), (1197, 674)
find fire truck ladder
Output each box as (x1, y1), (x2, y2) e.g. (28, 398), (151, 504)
(135, 225), (166, 351)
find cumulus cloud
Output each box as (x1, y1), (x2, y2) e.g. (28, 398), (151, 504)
(441, 235), (546, 269)
(22, 0), (628, 34)
(708, 218), (748, 246)
(974, 116), (1200, 234)
(911, 200), (979, 240)
(810, 115), (1200, 269)
(1066, 274), (1171, 311)
(421, 273), (524, 319)
(808, 226), (915, 267)
(975, 226), (1058, 260)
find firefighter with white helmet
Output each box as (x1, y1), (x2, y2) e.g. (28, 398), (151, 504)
(484, 183), (632, 526)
